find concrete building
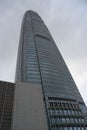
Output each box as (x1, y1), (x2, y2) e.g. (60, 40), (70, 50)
(0, 81), (14, 130)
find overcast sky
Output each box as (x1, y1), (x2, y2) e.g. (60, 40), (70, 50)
(0, 0), (87, 104)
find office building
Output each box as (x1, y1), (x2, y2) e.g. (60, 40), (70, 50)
(14, 10), (87, 130)
(0, 81), (14, 130)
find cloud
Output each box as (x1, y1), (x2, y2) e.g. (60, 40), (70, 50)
(0, 0), (87, 104)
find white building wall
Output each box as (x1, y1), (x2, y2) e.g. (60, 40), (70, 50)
(11, 82), (48, 130)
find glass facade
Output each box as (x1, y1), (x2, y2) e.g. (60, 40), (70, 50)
(47, 97), (87, 130)
(15, 10), (87, 130)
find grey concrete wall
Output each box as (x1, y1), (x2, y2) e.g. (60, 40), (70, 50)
(11, 82), (48, 130)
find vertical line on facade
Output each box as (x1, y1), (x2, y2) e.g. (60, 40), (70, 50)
(30, 12), (50, 130)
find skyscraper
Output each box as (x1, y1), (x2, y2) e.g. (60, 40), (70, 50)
(13, 10), (87, 130)
(0, 10), (87, 130)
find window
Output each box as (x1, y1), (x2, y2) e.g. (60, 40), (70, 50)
(81, 127), (85, 130)
(71, 110), (75, 115)
(66, 118), (70, 123)
(69, 127), (73, 130)
(55, 109), (59, 115)
(85, 127), (87, 130)
(78, 119), (81, 123)
(58, 127), (63, 130)
(49, 102), (54, 107)
(64, 127), (69, 130)
(75, 119), (78, 123)
(50, 109), (54, 115)
(73, 127), (77, 130)
(60, 110), (63, 115)
(54, 102), (58, 107)
(77, 127), (81, 130)
(62, 118), (66, 123)
(56, 118), (60, 124)
(67, 110), (71, 115)
(81, 119), (84, 123)
(51, 118), (55, 124)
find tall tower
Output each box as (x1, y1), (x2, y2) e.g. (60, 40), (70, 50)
(12, 10), (87, 130)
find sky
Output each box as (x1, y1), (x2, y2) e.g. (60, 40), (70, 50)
(0, 0), (87, 104)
